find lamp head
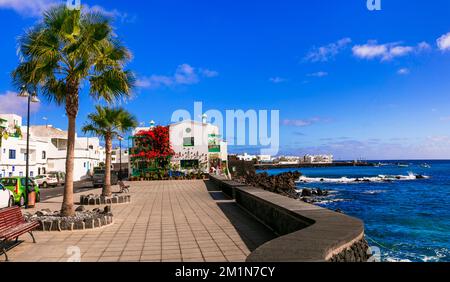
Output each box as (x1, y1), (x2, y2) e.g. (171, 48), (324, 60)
(31, 93), (40, 103)
(18, 86), (30, 98)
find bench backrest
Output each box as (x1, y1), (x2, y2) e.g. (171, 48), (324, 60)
(0, 207), (25, 233)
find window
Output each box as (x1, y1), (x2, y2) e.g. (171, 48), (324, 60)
(9, 149), (16, 159)
(19, 172), (23, 177)
(30, 171), (34, 177)
(183, 137), (195, 147)
(42, 151), (46, 159)
(1, 178), (17, 186)
(180, 160), (199, 169)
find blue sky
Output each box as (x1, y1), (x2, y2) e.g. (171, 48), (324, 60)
(1, 0), (450, 159)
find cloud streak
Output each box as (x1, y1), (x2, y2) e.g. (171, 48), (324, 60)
(136, 64), (218, 89)
(304, 38), (352, 62)
(282, 117), (329, 127)
(307, 71), (328, 78)
(269, 77), (287, 84)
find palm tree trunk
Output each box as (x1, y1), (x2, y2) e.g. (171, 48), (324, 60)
(61, 86), (79, 217)
(103, 135), (113, 197)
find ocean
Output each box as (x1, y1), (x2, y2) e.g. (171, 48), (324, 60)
(258, 160), (450, 262)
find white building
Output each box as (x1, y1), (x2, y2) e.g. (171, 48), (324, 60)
(303, 154), (334, 164)
(0, 114), (105, 181)
(130, 118), (228, 175)
(111, 147), (129, 165)
(0, 115), (48, 178)
(236, 153), (257, 162)
(169, 120), (228, 174)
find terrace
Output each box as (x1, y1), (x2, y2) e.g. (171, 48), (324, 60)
(3, 180), (275, 262)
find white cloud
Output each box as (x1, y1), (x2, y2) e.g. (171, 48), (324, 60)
(0, 0), (56, 17)
(282, 117), (328, 127)
(0, 0), (131, 21)
(352, 41), (429, 61)
(0, 91), (41, 115)
(269, 77), (287, 84)
(200, 69), (219, 78)
(437, 32), (450, 51)
(304, 38), (352, 62)
(308, 71), (328, 78)
(137, 64), (218, 89)
(397, 68), (410, 75)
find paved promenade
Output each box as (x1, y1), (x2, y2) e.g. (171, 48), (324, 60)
(3, 180), (275, 262)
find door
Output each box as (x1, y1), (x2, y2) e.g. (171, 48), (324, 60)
(0, 184), (10, 208)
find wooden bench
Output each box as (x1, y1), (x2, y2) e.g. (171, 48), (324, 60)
(0, 207), (40, 261)
(118, 181), (130, 193)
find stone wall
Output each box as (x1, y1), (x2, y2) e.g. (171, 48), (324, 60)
(209, 175), (370, 262)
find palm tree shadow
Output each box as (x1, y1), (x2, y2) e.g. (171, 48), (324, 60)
(203, 180), (276, 252)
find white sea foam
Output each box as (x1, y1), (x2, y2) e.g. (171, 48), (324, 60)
(363, 190), (387, 195)
(296, 172), (429, 184)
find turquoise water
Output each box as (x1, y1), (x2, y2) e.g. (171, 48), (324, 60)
(259, 160), (450, 262)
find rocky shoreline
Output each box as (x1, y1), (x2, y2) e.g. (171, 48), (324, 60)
(236, 171), (302, 199)
(236, 171), (332, 205)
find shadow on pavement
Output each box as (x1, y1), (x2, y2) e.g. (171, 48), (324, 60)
(203, 180), (276, 252)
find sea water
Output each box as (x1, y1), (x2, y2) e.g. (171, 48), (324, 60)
(259, 160), (450, 262)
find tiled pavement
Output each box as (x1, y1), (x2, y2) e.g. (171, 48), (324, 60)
(2, 180), (275, 262)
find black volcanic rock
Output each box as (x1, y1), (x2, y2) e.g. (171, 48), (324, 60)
(241, 171), (302, 199)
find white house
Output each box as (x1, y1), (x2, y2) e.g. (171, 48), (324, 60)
(130, 118), (228, 175)
(0, 113), (105, 181)
(30, 125), (104, 181)
(169, 119), (228, 174)
(0, 114), (48, 178)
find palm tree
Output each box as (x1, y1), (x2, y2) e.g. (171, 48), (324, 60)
(82, 106), (137, 197)
(0, 127), (8, 148)
(12, 6), (134, 216)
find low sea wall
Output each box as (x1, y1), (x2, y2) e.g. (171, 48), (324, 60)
(209, 175), (370, 262)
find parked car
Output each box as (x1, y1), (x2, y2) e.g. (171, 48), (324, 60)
(0, 177), (41, 206)
(92, 169), (118, 188)
(0, 183), (14, 209)
(34, 174), (59, 188)
(47, 171), (66, 186)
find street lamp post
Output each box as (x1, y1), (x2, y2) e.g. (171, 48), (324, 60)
(118, 135), (124, 181)
(18, 86), (40, 208)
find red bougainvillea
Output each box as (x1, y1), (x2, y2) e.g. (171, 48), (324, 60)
(130, 126), (175, 160)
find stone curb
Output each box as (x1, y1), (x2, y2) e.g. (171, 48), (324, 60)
(79, 194), (131, 205)
(36, 214), (114, 232)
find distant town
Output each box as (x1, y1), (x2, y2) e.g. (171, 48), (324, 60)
(234, 153), (334, 165)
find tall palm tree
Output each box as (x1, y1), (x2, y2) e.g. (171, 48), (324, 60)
(82, 106), (137, 197)
(12, 6), (134, 216)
